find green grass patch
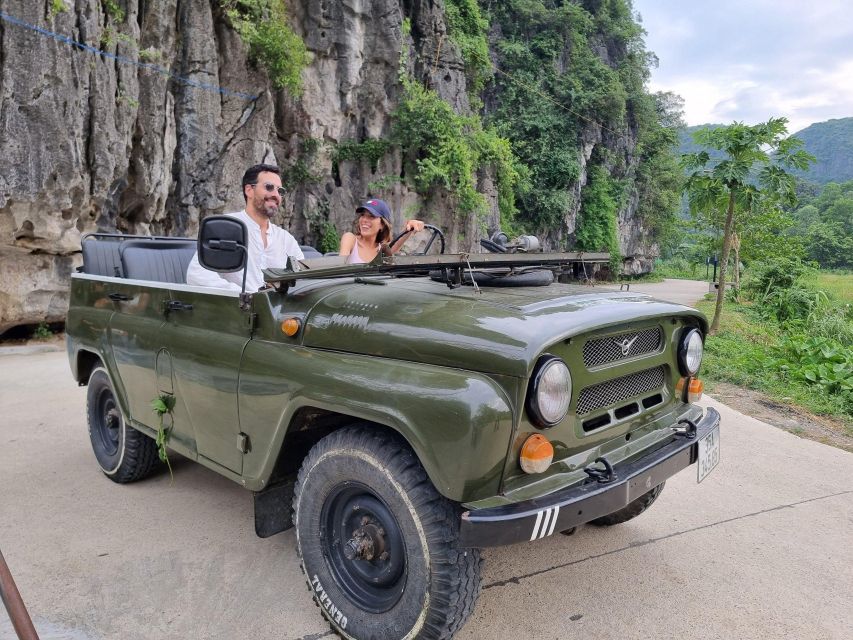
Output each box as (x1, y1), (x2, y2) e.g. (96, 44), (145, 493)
(809, 271), (853, 303)
(697, 299), (853, 423)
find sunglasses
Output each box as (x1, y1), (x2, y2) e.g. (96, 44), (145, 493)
(250, 181), (286, 197)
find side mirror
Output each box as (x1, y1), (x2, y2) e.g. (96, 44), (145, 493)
(198, 216), (248, 273)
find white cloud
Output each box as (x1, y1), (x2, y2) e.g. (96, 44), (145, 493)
(634, 0), (853, 133)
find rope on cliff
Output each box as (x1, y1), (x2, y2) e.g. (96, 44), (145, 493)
(0, 11), (258, 102)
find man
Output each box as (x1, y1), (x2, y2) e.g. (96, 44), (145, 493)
(186, 164), (304, 291)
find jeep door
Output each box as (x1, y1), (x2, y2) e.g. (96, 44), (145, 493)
(107, 280), (171, 427)
(159, 285), (251, 474)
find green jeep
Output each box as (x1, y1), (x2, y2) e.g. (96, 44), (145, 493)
(66, 217), (720, 640)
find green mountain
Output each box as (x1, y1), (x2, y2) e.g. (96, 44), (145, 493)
(792, 117), (853, 184)
(679, 119), (853, 185)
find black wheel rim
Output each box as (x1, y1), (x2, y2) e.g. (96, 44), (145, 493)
(93, 386), (121, 457)
(321, 483), (407, 613)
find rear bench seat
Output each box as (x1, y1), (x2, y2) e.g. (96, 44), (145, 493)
(81, 235), (196, 284)
(120, 240), (197, 284)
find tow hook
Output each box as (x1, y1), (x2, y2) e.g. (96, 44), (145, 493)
(584, 456), (616, 483)
(673, 419), (698, 439)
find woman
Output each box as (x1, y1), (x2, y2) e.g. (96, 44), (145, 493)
(339, 198), (424, 264)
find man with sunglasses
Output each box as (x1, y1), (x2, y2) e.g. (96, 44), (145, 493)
(187, 163), (304, 291)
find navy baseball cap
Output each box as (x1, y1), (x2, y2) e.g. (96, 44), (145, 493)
(357, 199), (391, 222)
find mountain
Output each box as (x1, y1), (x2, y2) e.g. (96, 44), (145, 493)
(792, 117), (853, 184)
(679, 119), (853, 185)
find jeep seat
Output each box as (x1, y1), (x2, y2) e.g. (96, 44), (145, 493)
(81, 238), (124, 277)
(120, 240), (197, 284)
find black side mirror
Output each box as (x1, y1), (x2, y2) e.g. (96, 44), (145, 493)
(198, 216), (248, 273)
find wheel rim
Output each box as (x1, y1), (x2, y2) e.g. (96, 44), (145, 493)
(321, 483), (407, 613)
(94, 386), (121, 457)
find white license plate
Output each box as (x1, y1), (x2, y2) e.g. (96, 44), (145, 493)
(697, 426), (721, 483)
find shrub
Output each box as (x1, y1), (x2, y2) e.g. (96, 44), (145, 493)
(220, 0), (308, 94)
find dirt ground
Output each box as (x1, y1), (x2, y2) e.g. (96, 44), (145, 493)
(707, 381), (853, 453)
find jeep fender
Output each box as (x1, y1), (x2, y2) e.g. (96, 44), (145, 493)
(237, 342), (517, 502)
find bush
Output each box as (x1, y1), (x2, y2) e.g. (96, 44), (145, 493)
(770, 335), (853, 410)
(221, 0), (308, 94)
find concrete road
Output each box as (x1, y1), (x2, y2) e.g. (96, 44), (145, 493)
(1, 349), (851, 640)
(599, 278), (711, 308)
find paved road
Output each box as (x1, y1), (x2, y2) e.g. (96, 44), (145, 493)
(599, 278), (711, 308)
(1, 348), (851, 640)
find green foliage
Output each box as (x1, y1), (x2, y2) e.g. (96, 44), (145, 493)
(481, 0), (682, 248)
(220, 0), (308, 94)
(792, 179), (853, 268)
(683, 118), (814, 331)
(333, 139), (392, 173)
(576, 166), (621, 270)
(102, 0), (125, 22)
(32, 323), (53, 340)
(770, 336), (853, 405)
(790, 117), (853, 185)
(444, 0), (492, 95)
(317, 221), (340, 254)
(138, 47), (163, 63)
(392, 76), (523, 218)
(49, 0), (67, 17)
(151, 394), (176, 481)
(697, 299), (852, 421)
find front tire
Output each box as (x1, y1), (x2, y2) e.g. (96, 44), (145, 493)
(293, 426), (481, 640)
(87, 367), (159, 483)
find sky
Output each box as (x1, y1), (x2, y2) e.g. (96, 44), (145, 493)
(632, 0), (853, 134)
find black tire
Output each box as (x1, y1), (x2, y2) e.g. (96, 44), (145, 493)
(293, 426), (481, 640)
(87, 367), (160, 483)
(589, 482), (665, 526)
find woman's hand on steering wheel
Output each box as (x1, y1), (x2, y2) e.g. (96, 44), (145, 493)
(388, 224), (446, 255)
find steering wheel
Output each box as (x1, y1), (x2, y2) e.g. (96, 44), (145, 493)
(389, 223), (445, 255)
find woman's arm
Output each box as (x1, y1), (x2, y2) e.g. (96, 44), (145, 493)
(339, 232), (357, 256)
(388, 219), (425, 254)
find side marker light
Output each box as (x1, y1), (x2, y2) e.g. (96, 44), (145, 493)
(281, 318), (301, 337)
(520, 434), (554, 474)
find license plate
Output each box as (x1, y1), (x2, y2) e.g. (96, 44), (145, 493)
(697, 426), (720, 483)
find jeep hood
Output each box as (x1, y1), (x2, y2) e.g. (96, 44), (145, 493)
(300, 279), (704, 378)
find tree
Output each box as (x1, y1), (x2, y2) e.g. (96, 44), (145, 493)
(682, 118), (813, 333)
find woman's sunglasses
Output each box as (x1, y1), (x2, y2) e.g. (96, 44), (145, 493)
(250, 182), (286, 197)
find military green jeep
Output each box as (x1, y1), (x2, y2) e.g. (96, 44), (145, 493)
(66, 217), (720, 640)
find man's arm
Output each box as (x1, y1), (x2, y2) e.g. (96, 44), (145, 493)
(185, 252), (242, 291)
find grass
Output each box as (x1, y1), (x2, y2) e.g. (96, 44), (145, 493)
(809, 270), (853, 303)
(697, 298), (852, 425)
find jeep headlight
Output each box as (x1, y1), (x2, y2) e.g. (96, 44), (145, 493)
(678, 328), (704, 376)
(526, 355), (572, 428)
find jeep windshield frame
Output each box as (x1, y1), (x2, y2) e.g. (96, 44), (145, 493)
(263, 251), (610, 289)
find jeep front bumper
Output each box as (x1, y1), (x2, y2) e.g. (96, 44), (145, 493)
(458, 407), (721, 547)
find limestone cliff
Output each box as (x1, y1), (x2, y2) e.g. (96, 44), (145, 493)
(0, 0), (659, 332)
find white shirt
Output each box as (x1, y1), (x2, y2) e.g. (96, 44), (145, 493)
(186, 210), (305, 292)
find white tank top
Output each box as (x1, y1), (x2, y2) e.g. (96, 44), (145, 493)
(346, 243), (372, 264)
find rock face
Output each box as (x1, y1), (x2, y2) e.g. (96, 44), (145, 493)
(0, 0), (653, 333)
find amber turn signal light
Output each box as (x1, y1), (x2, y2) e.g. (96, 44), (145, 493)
(519, 433), (554, 474)
(688, 378), (704, 402)
(281, 318), (301, 337)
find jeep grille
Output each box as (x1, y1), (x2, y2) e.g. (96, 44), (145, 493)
(576, 366), (666, 416)
(582, 327), (663, 368)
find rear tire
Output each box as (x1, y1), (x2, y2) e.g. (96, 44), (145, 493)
(293, 426), (481, 640)
(87, 367), (160, 483)
(590, 482), (665, 526)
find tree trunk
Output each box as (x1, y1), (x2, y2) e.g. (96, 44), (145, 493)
(732, 231), (741, 294)
(710, 192), (736, 334)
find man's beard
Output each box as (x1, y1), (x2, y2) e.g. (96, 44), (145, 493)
(256, 195), (279, 219)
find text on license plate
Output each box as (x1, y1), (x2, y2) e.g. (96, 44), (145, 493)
(697, 426), (720, 483)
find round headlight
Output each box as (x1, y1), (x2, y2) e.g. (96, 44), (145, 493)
(526, 355), (572, 428)
(678, 328), (704, 376)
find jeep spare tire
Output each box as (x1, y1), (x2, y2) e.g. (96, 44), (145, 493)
(293, 426), (481, 639)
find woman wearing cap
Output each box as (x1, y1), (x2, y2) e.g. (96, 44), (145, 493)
(339, 199), (424, 264)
